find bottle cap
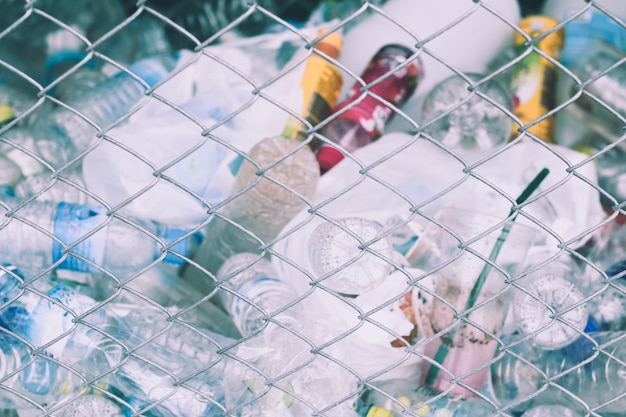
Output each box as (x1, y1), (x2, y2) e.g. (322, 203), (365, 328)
(164, 229), (199, 265)
(316, 145), (345, 172)
(0, 104), (15, 126)
(314, 29), (343, 59)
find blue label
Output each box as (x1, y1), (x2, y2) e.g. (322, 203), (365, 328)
(20, 353), (58, 395)
(51, 203), (107, 272)
(0, 264), (23, 304)
(44, 50), (91, 85)
(0, 185), (15, 198)
(0, 305), (30, 337)
(561, 9), (626, 67)
(125, 58), (169, 88)
(26, 285), (97, 359)
(228, 154), (245, 176)
(562, 319), (600, 362)
(606, 259), (626, 278)
(181, 93), (228, 122)
(162, 229), (202, 265)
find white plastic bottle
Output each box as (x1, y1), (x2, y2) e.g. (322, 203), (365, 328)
(0, 198), (199, 276)
(338, 0), (521, 127)
(217, 252), (298, 337)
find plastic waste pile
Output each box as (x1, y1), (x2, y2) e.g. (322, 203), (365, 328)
(0, 0), (625, 416)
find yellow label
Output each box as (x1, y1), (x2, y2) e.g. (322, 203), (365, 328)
(366, 406), (393, 417)
(0, 104), (15, 126)
(282, 381), (295, 408)
(300, 54), (343, 124)
(395, 395), (412, 411)
(59, 379), (74, 395)
(415, 401), (431, 416)
(511, 15), (565, 143)
(283, 43), (343, 140)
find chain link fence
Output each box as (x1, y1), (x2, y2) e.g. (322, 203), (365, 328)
(0, 0), (624, 416)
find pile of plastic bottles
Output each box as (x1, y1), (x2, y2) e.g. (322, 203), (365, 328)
(0, 0), (625, 416)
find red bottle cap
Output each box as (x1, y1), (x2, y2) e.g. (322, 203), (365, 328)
(316, 145), (345, 172)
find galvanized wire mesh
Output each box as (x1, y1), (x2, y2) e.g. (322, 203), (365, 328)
(0, 0), (624, 416)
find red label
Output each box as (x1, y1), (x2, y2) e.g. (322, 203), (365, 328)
(334, 44), (422, 140)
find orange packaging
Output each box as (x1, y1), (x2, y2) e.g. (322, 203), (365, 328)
(282, 29), (343, 139)
(510, 15), (565, 143)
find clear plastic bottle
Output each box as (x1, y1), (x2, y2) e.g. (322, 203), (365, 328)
(53, 66), (108, 102)
(13, 169), (90, 205)
(0, 264), (40, 337)
(228, 135), (320, 240)
(217, 252), (298, 337)
(57, 394), (125, 417)
(0, 54), (178, 176)
(490, 331), (626, 414)
(25, 285), (124, 381)
(184, 134), (320, 279)
(0, 332), (73, 410)
(542, 0), (626, 68)
(223, 312), (358, 417)
(0, 154), (22, 194)
(44, 54), (178, 153)
(307, 217), (393, 296)
(582, 221), (626, 331)
(0, 80), (48, 128)
(0, 284), (121, 411)
(0, 198), (200, 276)
(553, 40), (626, 150)
(113, 306), (233, 417)
(355, 378), (496, 416)
(315, 44), (422, 172)
(520, 404), (583, 417)
(420, 72), (513, 157)
(512, 249), (589, 350)
(0, 124), (76, 178)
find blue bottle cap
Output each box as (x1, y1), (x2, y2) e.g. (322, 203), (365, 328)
(163, 229), (203, 264)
